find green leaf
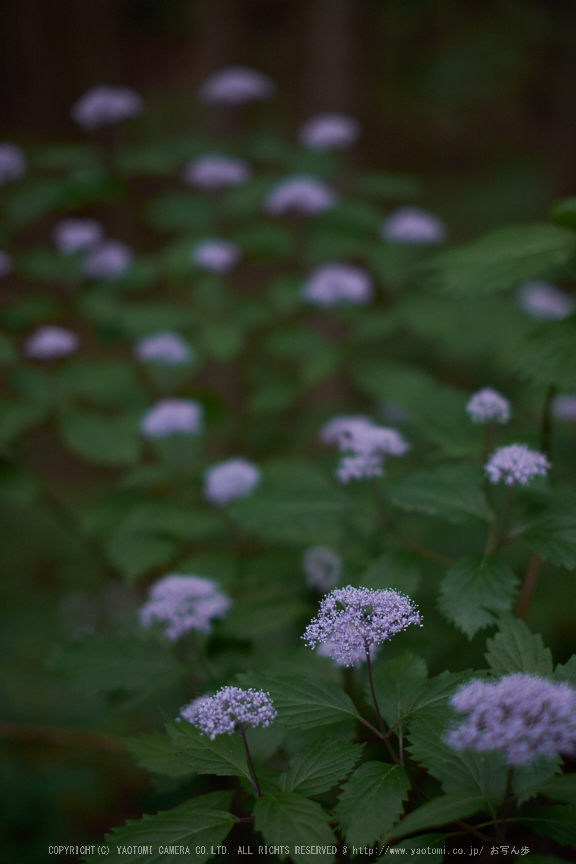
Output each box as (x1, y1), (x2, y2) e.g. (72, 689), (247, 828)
(513, 318), (576, 389)
(519, 774), (576, 806)
(513, 757), (562, 805)
(554, 654), (576, 687)
(236, 674), (360, 729)
(253, 791), (336, 864)
(59, 409), (141, 466)
(485, 616), (553, 676)
(524, 492), (576, 569)
(229, 462), (349, 546)
(144, 193), (215, 232)
(57, 360), (145, 408)
(371, 653), (428, 727)
(425, 223), (576, 295)
(50, 637), (183, 697)
(390, 791), (496, 837)
(104, 530), (177, 582)
(389, 465), (493, 523)
(335, 762), (410, 846)
(518, 805), (576, 845)
(351, 171), (423, 200)
(166, 719), (251, 780)
(550, 195), (576, 231)
(124, 734), (195, 778)
(279, 738), (363, 797)
(407, 709), (507, 798)
(83, 797), (235, 863)
(380, 834), (448, 863)
(438, 556), (519, 639)
(359, 552), (421, 595)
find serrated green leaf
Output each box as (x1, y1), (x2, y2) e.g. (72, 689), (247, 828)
(166, 719), (251, 780)
(124, 734), (195, 778)
(519, 773), (576, 806)
(335, 762), (410, 847)
(59, 409), (141, 466)
(438, 556), (519, 639)
(426, 223), (576, 295)
(279, 738), (363, 797)
(379, 834), (448, 863)
(359, 552), (421, 595)
(554, 654), (576, 687)
(371, 653), (428, 728)
(389, 465), (493, 523)
(518, 805), (576, 845)
(236, 674), (360, 729)
(407, 708), (507, 798)
(390, 791), (496, 838)
(513, 756), (562, 806)
(82, 797), (235, 863)
(524, 492), (576, 569)
(485, 616), (553, 676)
(50, 637), (183, 697)
(253, 791), (336, 864)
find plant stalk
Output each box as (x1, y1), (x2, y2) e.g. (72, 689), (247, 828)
(237, 725), (262, 798)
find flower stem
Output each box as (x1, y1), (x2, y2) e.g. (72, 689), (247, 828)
(237, 725), (262, 798)
(365, 647), (402, 765)
(497, 768), (515, 842)
(516, 553), (542, 619)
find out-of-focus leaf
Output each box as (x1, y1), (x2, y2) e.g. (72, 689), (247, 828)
(425, 224), (576, 295)
(518, 806), (576, 845)
(144, 193), (215, 232)
(438, 556), (519, 638)
(513, 318), (576, 389)
(359, 551), (421, 595)
(57, 360), (146, 407)
(525, 491), (576, 569)
(59, 409), (141, 466)
(351, 172), (423, 200)
(389, 465), (493, 523)
(380, 834), (448, 863)
(124, 734), (195, 778)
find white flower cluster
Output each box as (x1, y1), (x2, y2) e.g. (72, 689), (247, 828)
(264, 176), (337, 217)
(298, 113), (361, 150)
(303, 263), (374, 307)
(139, 574), (232, 641)
(485, 444), (550, 486)
(0, 142), (26, 186)
(516, 281), (574, 321)
(72, 85), (143, 130)
(199, 66), (275, 105)
(204, 458), (261, 506)
(320, 415), (410, 483)
(466, 388), (511, 424)
(52, 219), (104, 255)
(191, 239), (241, 273)
(134, 332), (193, 366)
(24, 326), (79, 360)
(183, 154), (253, 191)
(303, 546), (342, 592)
(0, 251), (13, 277)
(180, 687), (276, 739)
(381, 206), (446, 245)
(140, 398), (203, 438)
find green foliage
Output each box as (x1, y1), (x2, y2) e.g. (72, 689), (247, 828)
(237, 674), (361, 730)
(426, 223), (576, 295)
(124, 734), (196, 778)
(59, 409), (142, 466)
(166, 720), (252, 780)
(380, 834), (448, 863)
(438, 556), (519, 638)
(390, 791), (496, 837)
(83, 795), (236, 863)
(279, 738), (363, 797)
(485, 616), (553, 676)
(389, 465), (493, 522)
(253, 792), (336, 864)
(518, 806), (576, 845)
(524, 492), (576, 568)
(335, 762), (410, 846)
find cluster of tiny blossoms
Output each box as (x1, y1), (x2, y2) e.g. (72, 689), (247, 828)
(485, 444), (550, 487)
(516, 281), (575, 321)
(303, 586), (422, 666)
(199, 66), (275, 105)
(264, 175), (337, 217)
(83, 239), (133, 280)
(320, 415), (410, 483)
(183, 155), (252, 191)
(139, 575), (232, 641)
(466, 388), (511, 424)
(204, 458), (261, 506)
(191, 239), (241, 273)
(134, 331), (192, 365)
(72, 85), (143, 130)
(447, 674), (576, 766)
(140, 398), (203, 438)
(303, 263), (374, 307)
(298, 113), (361, 150)
(24, 326), (79, 360)
(52, 218), (103, 255)
(180, 687), (276, 739)
(381, 206), (446, 245)
(0, 142), (26, 186)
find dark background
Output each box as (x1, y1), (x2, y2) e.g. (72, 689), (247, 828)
(3, 0), (576, 238)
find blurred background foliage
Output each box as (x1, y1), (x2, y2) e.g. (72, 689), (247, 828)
(2, 1), (576, 862)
